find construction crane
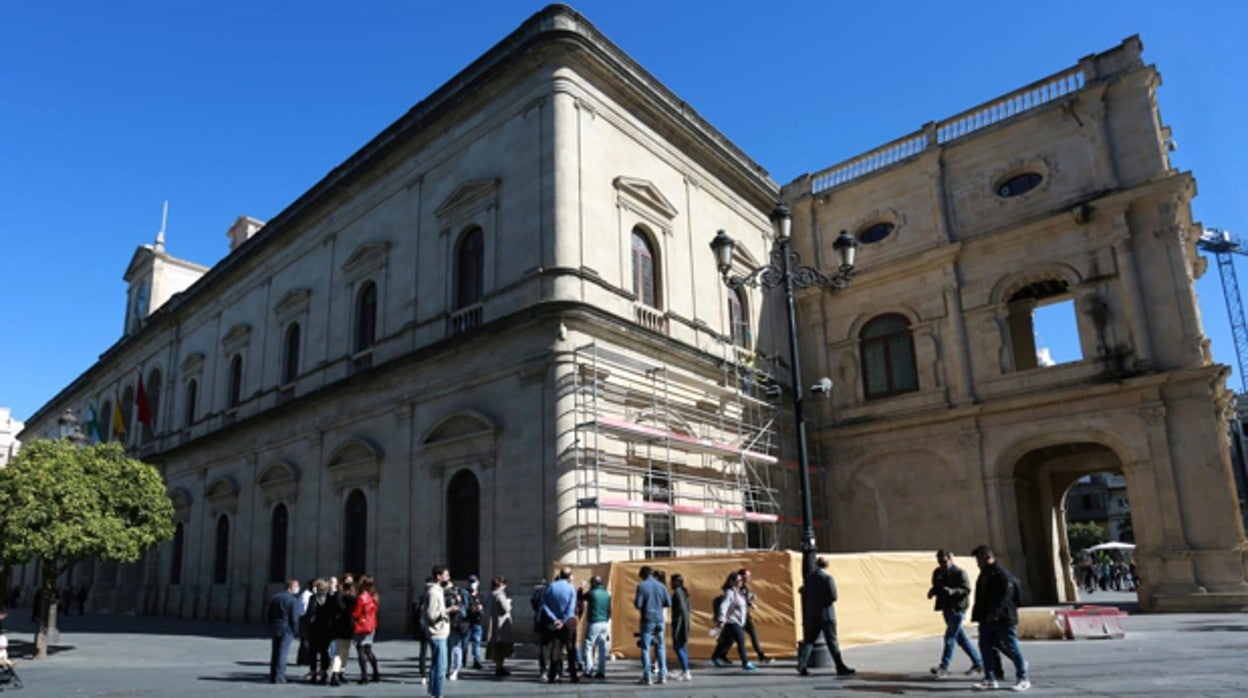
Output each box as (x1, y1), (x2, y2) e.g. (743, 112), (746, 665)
(1197, 228), (1248, 392)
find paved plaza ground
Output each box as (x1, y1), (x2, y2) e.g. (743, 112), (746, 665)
(2, 591), (1247, 696)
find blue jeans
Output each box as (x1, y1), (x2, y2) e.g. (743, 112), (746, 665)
(640, 618), (667, 680)
(724, 622), (749, 667)
(269, 628), (293, 681)
(939, 609), (982, 670)
(675, 643), (690, 673)
(428, 637), (447, 697)
(978, 621), (1027, 682)
(584, 620), (610, 676)
(448, 627), (464, 675)
(467, 623), (483, 665)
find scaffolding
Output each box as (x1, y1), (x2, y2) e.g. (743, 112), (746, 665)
(571, 338), (787, 564)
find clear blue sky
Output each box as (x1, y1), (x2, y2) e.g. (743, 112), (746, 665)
(2, 1), (1246, 422)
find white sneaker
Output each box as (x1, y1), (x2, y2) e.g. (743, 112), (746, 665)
(973, 679), (998, 690)
(1013, 679), (1031, 692)
(449, 670), (459, 681)
(931, 666), (949, 677)
(683, 671), (693, 681)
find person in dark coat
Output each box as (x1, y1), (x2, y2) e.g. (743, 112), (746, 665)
(669, 573), (692, 681)
(796, 556), (855, 677)
(329, 576), (358, 686)
(267, 579), (302, 684)
(304, 579), (336, 684)
(970, 545), (1029, 691)
(928, 549), (983, 677)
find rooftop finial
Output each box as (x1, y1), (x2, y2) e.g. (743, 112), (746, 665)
(154, 200), (168, 252)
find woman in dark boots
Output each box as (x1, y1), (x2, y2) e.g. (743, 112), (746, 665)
(353, 575), (381, 684)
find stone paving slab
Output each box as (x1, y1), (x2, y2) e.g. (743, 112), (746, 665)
(3, 600), (1248, 696)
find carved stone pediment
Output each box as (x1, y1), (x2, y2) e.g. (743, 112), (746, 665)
(326, 438), (382, 494)
(181, 352), (206, 374)
(257, 460), (301, 505)
(204, 475), (240, 514)
(420, 410), (497, 476)
(435, 178), (500, 224)
(221, 324), (252, 353)
(614, 176), (678, 224)
(341, 242), (390, 283)
(273, 288), (312, 323)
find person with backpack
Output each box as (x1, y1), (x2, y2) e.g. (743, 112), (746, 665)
(970, 545), (1029, 692)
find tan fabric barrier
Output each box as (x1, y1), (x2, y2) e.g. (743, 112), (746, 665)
(556, 550), (966, 660)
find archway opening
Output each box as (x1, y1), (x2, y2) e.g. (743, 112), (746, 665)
(1010, 441), (1137, 605)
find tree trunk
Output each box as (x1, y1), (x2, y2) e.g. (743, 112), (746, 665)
(34, 558), (60, 660)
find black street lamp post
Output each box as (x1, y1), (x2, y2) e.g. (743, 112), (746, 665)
(710, 203), (857, 580)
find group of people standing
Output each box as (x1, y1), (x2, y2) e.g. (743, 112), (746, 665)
(266, 573), (380, 686)
(270, 547), (1034, 695)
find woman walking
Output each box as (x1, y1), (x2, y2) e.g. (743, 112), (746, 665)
(353, 575), (380, 684)
(487, 576), (515, 677)
(714, 572), (757, 672)
(670, 573), (692, 681)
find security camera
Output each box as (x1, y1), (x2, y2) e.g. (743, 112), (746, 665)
(811, 377), (833, 395)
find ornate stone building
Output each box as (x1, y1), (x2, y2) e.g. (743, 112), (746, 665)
(20, 6), (1248, 625)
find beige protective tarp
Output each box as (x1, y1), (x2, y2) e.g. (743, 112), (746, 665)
(558, 550), (965, 659)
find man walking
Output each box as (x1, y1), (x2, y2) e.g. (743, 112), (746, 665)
(634, 565), (671, 685)
(582, 576), (611, 679)
(539, 567), (579, 683)
(267, 578), (301, 684)
(796, 556), (855, 677)
(927, 549), (983, 677)
(970, 545), (1030, 692)
(425, 565), (452, 698)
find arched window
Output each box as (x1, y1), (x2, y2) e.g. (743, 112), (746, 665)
(342, 489), (367, 576)
(227, 355), (243, 408)
(269, 503), (289, 584)
(729, 287), (750, 348)
(142, 368), (162, 443)
(170, 522), (184, 585)
(99, 400), (112, 443)
(456, 227), (484, 309)
(860, 313), (918, 400)
(631, 227), (658, 308)
(282, 323), (301, 385)
(120, 385), (135, 442)
(354, 282), (378, 353)
(184, 380), (198, 428)
(446, 470), (480, 578)
(213, 514), (230, 584)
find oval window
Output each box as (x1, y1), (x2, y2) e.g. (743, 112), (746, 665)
(858, 222), (895, 244)
(996, 172), (1043, 198)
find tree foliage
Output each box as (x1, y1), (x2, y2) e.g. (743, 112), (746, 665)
(1067, 521), (1108, 554)
(0, 439), (174, 657)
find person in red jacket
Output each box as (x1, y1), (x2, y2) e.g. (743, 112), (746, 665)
(352, 575), (381, 684)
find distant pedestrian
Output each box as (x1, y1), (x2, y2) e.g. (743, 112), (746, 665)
(414, 577), (434, 684)
(634, 565), (671, 684)
(540, 567), (580, 684)
(582, 576), (611, 679)
(970, 545), (1029, 692)
(530, 579), (549, 677)
(464, 575), (486, 671)
(304, 579), (335, 685)
(425, 565), (452, 698)
(927, 549), (983, 677)
(713, 571), (757, 672)
(445, 579), (466, 680)
(353, 574), (380, 684)
(796, 556), (855, 677)
(486, 576), (515, 677)
(267, 578), (301, 684)
(329, 575), (357, 685)
(669, 573), (692, 681)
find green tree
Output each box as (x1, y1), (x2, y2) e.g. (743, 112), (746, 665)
(1067, 521), (1108, 556)
(0, 440), (174, 659)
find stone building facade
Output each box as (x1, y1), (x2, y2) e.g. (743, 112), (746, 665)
(19, 7), (1248, 624)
